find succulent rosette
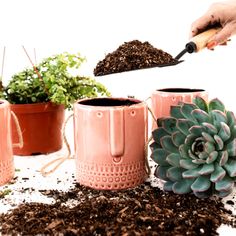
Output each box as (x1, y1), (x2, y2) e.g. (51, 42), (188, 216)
(150, 97), (236, 198)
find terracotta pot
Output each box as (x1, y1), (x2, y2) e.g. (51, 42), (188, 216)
(0, 100), (15, 186)
(74, 97), (148, 190)
(151, 88), (208, 129)
(11, 102), (65, 156)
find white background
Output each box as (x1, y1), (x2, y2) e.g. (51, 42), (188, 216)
(1, 2), (236, 234)
(1, 0), (236, 109)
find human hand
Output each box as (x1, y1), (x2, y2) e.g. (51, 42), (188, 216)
(190, 0), (236, 49)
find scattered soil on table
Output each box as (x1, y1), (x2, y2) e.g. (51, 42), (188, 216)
(93, 40), (177, 76)
(0, 182), (236, 236)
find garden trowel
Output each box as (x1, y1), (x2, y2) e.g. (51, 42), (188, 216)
(173, 27), (222, 64)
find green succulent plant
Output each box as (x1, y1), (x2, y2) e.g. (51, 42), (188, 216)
(150, 97), (236, 198)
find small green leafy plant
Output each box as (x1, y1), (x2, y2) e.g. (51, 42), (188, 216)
(0, 52), (110, 109)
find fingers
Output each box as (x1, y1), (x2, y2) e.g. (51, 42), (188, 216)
(206, 23), (233, 49)
(213, 22), (235, 42)
(190, 13), (217, 38)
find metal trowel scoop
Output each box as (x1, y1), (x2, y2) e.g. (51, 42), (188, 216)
(173, 27), (221, 63)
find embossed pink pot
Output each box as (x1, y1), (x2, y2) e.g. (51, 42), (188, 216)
(74, 97), (148, 190)
(151, 88), (208, 129)
(0, 100), (14, 186)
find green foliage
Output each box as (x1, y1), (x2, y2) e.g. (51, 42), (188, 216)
(151, 96), (236, 198)
(0, 76), (4, 99)
(1, 52), (110, 109)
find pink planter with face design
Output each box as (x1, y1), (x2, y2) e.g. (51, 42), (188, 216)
(0, 100), (15, 186)
(74, 97), (148, 190)
(151, 88), (208, 129)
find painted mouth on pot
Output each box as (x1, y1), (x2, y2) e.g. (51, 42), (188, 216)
(157, 88), (205, 93)
(78, 98), (141, 107)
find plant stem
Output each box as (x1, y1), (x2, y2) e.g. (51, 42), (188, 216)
(22, 46), (49, 96)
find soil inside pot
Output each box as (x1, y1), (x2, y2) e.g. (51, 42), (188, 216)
(157, 88), (205, 93)
(79, 97), (140, 106)
(0, 182), (236, 236)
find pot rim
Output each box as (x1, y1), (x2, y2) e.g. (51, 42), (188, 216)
(75, 97), (146, 109)
(10, 102), (64, 114)
(154, 88), (206, 94)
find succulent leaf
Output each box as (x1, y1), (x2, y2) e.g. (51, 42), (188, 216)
(160, 136), (179, 153)
(166, 153), (181, 167)
(204, 142), (215, 154)
(185, 134), (198, 146)
(180, 103), (198, 120)
(206, 151), (218, 164)
(192, 109), (210, 124)
(210, 110), (228, 130)
(194, 189), (213, 198)
(182, 167), (201, 178)
(198, 152), (208, 160)
(193, 96), (208, 112)
(226, 111), (236, 129)
(202, 122), (218, 135)
(172, 179), (194, 194)
(177, 119), (195, 135)
(179, 144), (189, 159)
(151, 149), (169, 166)
(180, 159), (198, 169)
(218, 151), (228, 166)
(215, 175), (234, 192)
(149, 141), (160, 151)
(223, 159), (236, 177)
(157, 117), (165, 127)
(166, 167), (183, 181)
(163, 181), (174, 191)
(189, 125), (206, 136)
(215, 189), (233, 198)
(160, 118), (177, 134)
(201, 132), (214, 143)
(218, 122), (231, 142)
(198, 163), (214, 175)
(213, 135), (224, 151)
(192, 159), (207, 164)
(191, 176), (211, 192)
(226, 139), (236, 156)
(152, 128), (169, 144)
(172, 131), (185, 146)
(154, 166), (169, 181)
(209, 98), (225, 112)
(170, 105), (185, 119)
(210, 163), (226, 182)
(188, 150), (198, 159)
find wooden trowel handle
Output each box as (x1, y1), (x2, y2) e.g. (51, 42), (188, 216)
(190, 27), (222, 52)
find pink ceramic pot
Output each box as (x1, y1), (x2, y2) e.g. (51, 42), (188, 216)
(74, 97), (148, 190)
(0, 100), (15, 186)
(151, 88), (208, 129)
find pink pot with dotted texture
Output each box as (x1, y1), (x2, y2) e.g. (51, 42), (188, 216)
(74, 97), (148, 190)
(0, 100), (15, 186)
(151, 88), (208, 129)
